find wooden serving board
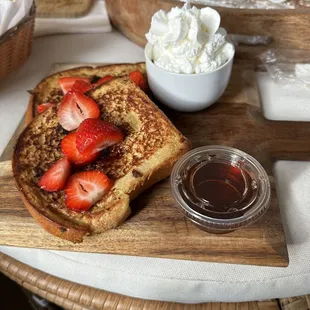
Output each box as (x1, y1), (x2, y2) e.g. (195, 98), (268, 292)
(0, 63), (300, 267)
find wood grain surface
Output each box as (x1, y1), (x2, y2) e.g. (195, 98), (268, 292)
(105, 0), (310, 50)
(0, 63), (292, 267)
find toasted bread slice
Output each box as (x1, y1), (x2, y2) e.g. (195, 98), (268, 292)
(28, 63), (146, 124)
(13, 77), (191, 243)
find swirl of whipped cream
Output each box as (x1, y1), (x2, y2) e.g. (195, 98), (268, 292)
(145, 4), (234, 74)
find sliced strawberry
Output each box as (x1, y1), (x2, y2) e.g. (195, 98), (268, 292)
(57, 91), (100, 131)
(37, 102), (56, 114)
(76, 118), (123, 155)
(61, 132), (99, 166)
(72, 80), (92, 93)
(92, 75), (113, 88)
(129, 71), (147, 91)
(38, 157), (71, 192)
(65, 171), (112, 212)
(58, 77), (90, 94)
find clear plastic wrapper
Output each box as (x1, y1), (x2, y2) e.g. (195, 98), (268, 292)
(179, 0), (297, 9)
(228, 34), (272, 46)
(261, 49), (310, 87)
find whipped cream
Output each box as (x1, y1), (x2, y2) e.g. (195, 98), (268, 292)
(145, 4), (234, 74)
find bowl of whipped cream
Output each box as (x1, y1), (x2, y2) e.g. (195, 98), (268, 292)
(144, 3), (235, 112)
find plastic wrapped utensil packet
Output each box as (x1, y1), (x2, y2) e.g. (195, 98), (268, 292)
(261, 49), (310, 88)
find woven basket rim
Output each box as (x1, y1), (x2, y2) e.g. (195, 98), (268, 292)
(1, 251), (309, 310)
(0, 3), (35, 45)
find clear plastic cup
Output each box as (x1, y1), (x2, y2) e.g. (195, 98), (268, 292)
(170, 146), (271, 233)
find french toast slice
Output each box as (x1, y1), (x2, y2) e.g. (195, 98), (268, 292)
(28, 63), (146, 123)
(13, 77), (191, 243)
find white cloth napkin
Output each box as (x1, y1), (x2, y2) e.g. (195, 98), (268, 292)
(0, 0), (33, 36)
(34, 0), (112, 37)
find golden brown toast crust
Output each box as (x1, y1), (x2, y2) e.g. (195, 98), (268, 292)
(14, 76), (191, 243)
(27, 63), (146, 125)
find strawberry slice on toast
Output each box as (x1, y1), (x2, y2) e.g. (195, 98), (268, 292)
(37, 102), (56, 114)
(61, 132), (99, 166)
(57, 91), (100, 131)
(38, 157), (71, 192)
(92, 75), (113, 88)
(58, 77), (91, 94)
(76, 118), (123, 155)
(72, 80), (92, 93)
(65, 171), (112, 212)
(129, 71), (147, 91)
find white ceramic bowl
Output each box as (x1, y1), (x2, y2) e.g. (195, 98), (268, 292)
(144, 43), (235, 112)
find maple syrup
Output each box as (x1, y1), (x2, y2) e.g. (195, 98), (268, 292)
(181, 161), (258, 219)
(171, 146), (271, 233)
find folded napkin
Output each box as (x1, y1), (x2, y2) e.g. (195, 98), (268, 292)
(34, 0), (112, 37)
(0, 0), (33, 36)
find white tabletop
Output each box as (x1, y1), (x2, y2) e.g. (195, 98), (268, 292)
(1, 31), (310, 303)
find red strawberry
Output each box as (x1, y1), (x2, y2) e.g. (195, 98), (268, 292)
(61, 132), (99, 166)
(37, 102), (56, 114)
(76, 118), (123, 155)
(129, 71), (147, 91)
(57, 91), (100, 131)
(38, 157), (71, 192)
(65, 171), (112, 212)
(93, 75), (113, 88)
(72, 80), (92, 93)
(58, 77), (90, 94)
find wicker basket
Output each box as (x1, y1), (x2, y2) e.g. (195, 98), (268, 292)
(1, 252), (310, 310)
(0, 3), (36, 81)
